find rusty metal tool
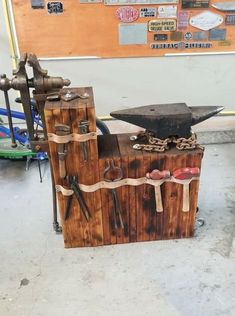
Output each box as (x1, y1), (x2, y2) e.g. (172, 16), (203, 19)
(0, 53), (71, 147)
(64, 176), (91, 221)
(104, 160), (124, 230)
(68, 176), (91, 222)
(64, 194), (73, 221)
(146, 169), (171, 212)
(79, 120), (89, 161)
(173, 167), (200, 212)
(110, 103), (224, 139)
(55, 124), (70, 179)
(0, 74), (17, 148)
(0, 54), (70, 234)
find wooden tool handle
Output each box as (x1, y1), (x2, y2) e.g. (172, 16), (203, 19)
(182, 183), (190, 212)
(59, 160), (66, 179)
(154, 185), (163, 213)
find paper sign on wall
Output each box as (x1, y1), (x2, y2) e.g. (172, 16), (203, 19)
(158, 5), (177, 18)
(149, 19), (177, 31)
(116, 7), (139, 22)
(190, 11), (223, 31)
(119, 23), (147, 45)
(80, 0), (103, 3)
(140, 7), (157, 17)
(105, 0), (178, 5)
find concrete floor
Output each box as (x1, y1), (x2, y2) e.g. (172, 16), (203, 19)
(0, 143), (235, 316)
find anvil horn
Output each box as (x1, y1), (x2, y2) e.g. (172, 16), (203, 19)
(190, 106), (224, 125)
(110, 103), (224, 139)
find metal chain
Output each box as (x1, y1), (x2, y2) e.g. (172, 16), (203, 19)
(132, 131), (204, 153)
(172, 133), (204, 151)
(133, 143), (167, 152)
(133, 131), (171, 152)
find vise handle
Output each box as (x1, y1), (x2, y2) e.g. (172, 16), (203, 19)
(55, 124), (70, 179)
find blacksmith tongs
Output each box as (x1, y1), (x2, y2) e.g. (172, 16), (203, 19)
(64, 176), (91, 222)
(104, 160), (124, 230)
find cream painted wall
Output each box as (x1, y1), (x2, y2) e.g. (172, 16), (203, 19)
(39, 55), (235, 116)
(1, 0), (235, 117)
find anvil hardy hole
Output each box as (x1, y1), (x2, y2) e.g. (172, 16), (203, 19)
(150, 109), (155, 111)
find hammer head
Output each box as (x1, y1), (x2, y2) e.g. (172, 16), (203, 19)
(173, 167), (200, 180)
(146, 169), (171, 180)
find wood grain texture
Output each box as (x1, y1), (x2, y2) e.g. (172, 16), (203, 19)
(98, 134), (121, 245)
(45, 87), (103, 248)
(45, 93), (203, 248)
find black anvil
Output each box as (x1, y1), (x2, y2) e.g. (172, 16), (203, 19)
(110, 103), (224, 139)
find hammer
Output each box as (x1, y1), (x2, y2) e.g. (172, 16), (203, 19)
(146, 169), (170, 212)
(173, 167), (200, 212)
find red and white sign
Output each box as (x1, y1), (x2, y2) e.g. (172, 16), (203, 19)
(177, 11), (190, 30)
(116, 6), (139, 23)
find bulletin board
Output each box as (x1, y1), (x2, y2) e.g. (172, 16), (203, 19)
(9, 0), (235, 58)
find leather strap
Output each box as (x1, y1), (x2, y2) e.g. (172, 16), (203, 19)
(48, 132), (97, 143)
(55, 176), (199, 194)
(55, 185), (74, 196)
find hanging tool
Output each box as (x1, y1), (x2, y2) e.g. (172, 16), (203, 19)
(104, 160), (124, 230)
(0, 53), (71, 147)
(79, 120), (89, 161)
(173, 167), (200, 212)
(64, 176), (91, 222)
(0, 74), (17, 148)
(146, 169), (171, 212)
(64, 194), (73, 221)
(0, 54), (70, 233)
(55, 124), (70, 179)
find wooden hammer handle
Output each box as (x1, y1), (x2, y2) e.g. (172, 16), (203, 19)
(182, 183), (190, 212)
(173, 168), (200, 212)
(154, 185), (163, 213)
(59, 159), (66, 179)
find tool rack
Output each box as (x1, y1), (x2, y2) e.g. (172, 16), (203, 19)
(45, 86), (203, 248)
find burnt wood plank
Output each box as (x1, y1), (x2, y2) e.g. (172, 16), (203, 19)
(85, 87), (98, 161)
(120, 154), (130, 243)
(66, 107), (85, 247)
(91, 161), (104, 246)
(141, 154), (151, 242)
(45, 87), (99, 248)
(98, 134), (121, 245)
(98, 135), (112, 245)
(117, 134), (142, 243)
(187, 150), (203, 237)
(61, 101), (85, 247)
(75, 104), (93, 246)
(149, 153), (165, 241)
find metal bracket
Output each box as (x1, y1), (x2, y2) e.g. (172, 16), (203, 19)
(46, 90), (89, 102)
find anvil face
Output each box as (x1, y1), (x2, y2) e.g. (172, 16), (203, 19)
(110, 103), (224, 139)
(111, 103), (192, 138)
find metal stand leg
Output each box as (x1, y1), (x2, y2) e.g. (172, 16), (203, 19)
(196, 206), (205, 227)
(37, 159), (42, 183)
(49, 160), (62, 234)
(25, 155), (32, 171)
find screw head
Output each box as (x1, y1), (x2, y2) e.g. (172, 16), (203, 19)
(130, 135), (138, 141)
